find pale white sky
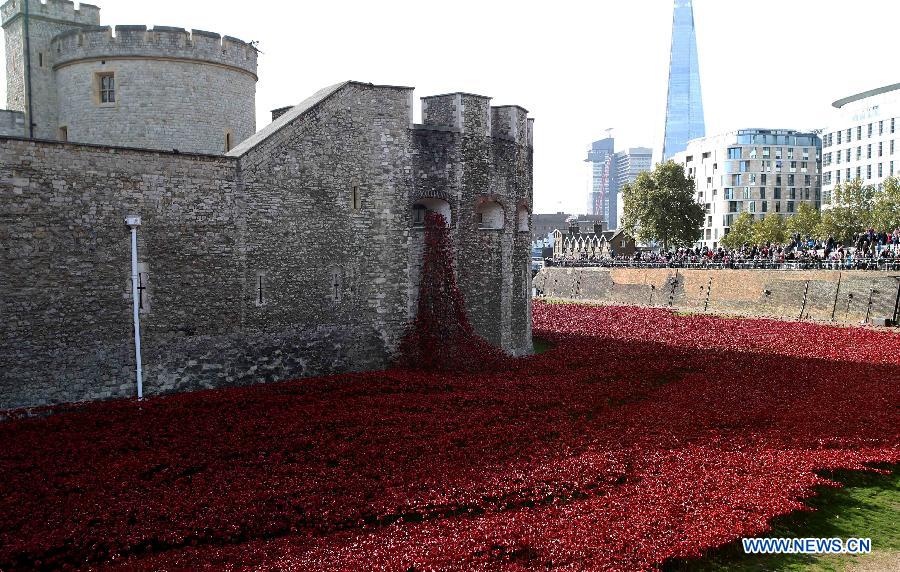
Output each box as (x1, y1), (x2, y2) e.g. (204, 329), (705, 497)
(3, 0), (899, 213)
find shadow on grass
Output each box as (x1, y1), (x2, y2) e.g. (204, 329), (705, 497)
(532, 336), (554, 355)
(662, 463), (900, 572)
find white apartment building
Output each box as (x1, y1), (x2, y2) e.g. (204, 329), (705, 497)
(822, 83), (900, 205)
(673, 129), (821, 249)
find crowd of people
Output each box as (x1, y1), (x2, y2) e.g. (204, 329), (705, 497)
(548, 228), (900, 271)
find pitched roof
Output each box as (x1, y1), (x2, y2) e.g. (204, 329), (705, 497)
(226, 81), (349, 157)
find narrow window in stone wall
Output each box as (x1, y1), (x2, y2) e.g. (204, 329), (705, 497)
(351, 185), (362, 209)
(38, 52), (43, 67)
(57, 126), (67, 142)
(412, 204), (427, 226)
(255, 272), (267, 307)
(98, 73), (115, 104)
(137, 263), (150, 314)
(224, 130), (233, 152)
(329, 268), (342, 303)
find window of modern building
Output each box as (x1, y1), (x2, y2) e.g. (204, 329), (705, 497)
(731, 174), (741, 186)
(856, 166), (861, 180)
(856, 126), (862, 140)
(788, 148), (794, 160)
(775, 148), (782, 160)
(836, 152), (841, 165)
(891, 161), (895, 176)
(749, 173), (757, 184)
(892, 140), (895, 155)
(892, 118), (896, 134)
(846, 168), (851, 180)
(835, 170), (841, 183)
(748, 201), (756, 213)
(788, 188), (796, 200)
(749, 147), (757, 158)
(727, 147), (741, 159)
(867, 164), (872, 179)
(787, 174), (794, 186)
(774, 187), (782, 199)
(760, 187), (766, 199)
(724, 188), (733, 200)
(761, 174), (767, 186)
(805, 175), (811, 186)
(97, 72), (115, 104)
(762, 147), (770, 158)
(878, 142), (883, 157)
(776, 174), (782, 186)
(878, 163), (883, 178)
(775, 201), (782, 213)
(790, 161), (797, 173)
(761, 201), (768, 213)
(879, 121), (884, 135)
(868, 123), (873, 137)
(824, 171), (832, 185)
(856, 146), (862, 160)
(846, 149), (851, 162)
(837, 132), (842, 145)
(867, 144), (872, 159)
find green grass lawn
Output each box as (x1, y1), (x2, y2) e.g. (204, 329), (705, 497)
(532, 336), (553, 354)
(663, 465), (899, 571)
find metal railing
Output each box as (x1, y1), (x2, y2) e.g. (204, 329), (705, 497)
(545, 258), (900, 272)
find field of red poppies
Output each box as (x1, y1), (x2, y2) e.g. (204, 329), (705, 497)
(1, 302), (898, 571)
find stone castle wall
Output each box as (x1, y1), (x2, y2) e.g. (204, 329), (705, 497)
(1, 0), (257, 152)
(0, 108), (23, 135)
(535, 267), (900, 325)
(1, 0), (101, 139)
(0, 82), (534, 410)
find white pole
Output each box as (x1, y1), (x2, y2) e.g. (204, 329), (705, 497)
(125, 216), (143, 400)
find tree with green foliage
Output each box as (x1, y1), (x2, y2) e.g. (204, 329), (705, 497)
(871, 175), (900, 231)
(785, 202), (821, 239)
(719, 212), (754, 249)
(621, 160), (704, 251)
(753, 213), (787, 245)
(816, 178), (875, 242)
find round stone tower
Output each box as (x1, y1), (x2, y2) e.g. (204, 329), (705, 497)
(49, 23), (257, 154)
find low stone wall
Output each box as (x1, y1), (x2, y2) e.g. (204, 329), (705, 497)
(534, 267), (900, 325)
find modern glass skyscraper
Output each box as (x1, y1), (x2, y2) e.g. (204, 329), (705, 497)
(662, 0), (705, 160)
(585, 137), (616, 221)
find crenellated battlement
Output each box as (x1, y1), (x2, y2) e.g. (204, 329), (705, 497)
(1, 0), (100, 27)
(491, 105), (529, 144)
(49, 24), (257, 77)
(420, 92), (531, 146)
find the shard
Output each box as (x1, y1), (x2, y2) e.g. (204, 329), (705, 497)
(662, 0), (705, 160)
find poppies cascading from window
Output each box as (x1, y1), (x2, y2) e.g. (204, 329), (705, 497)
(397, 211), (507, 371)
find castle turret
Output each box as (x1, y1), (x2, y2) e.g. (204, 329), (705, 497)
(1, 0), (258, 154)
(2, 0), (101, 139)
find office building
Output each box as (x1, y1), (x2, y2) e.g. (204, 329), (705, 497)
(673, 129), (822, 249)
(662, 0), (705, 160)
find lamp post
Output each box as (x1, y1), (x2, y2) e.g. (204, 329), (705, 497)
(125, 215), (143, 400)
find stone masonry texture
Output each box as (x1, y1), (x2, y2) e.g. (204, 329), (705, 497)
(2, 0), (256, 152)
(0, 81), (534, 409)
(535, 267), (900, 325)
